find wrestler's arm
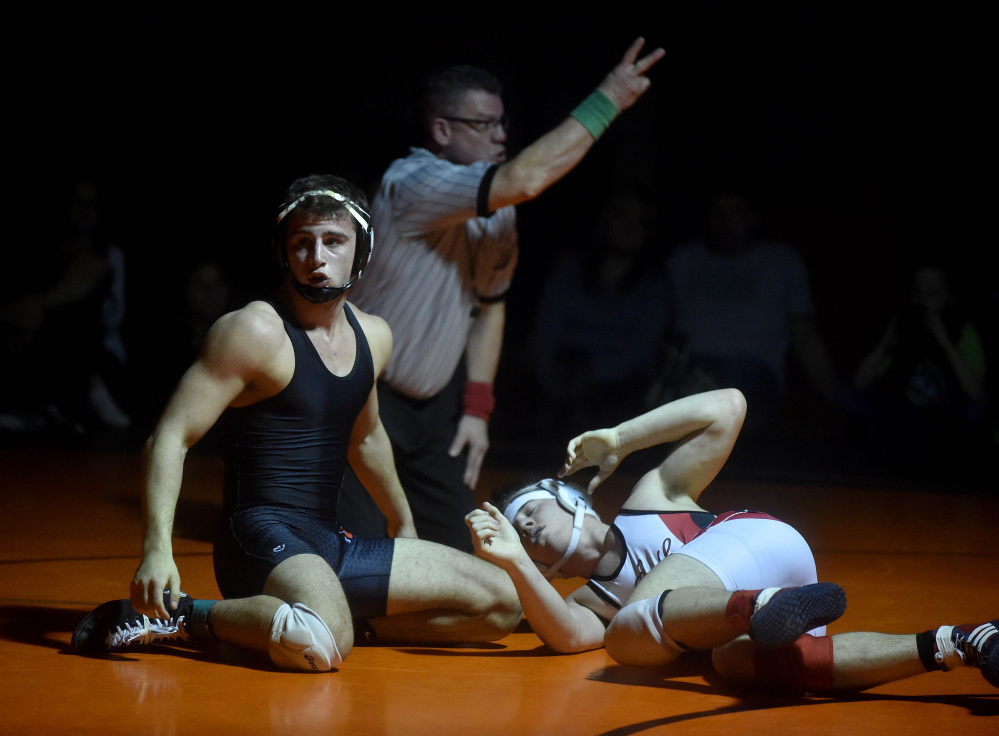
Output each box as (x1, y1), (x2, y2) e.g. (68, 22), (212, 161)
(487, 37), (664, 211)
(561, 389), (747, 508)
(347, 310), (418, 539)
(466, 503), (608, 652)
(449, 299), (504, 489)
(132, 302), (284, 618)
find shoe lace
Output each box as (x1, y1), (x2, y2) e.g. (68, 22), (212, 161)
(106, 614), (192, 649)
(934, 626), (964, 671)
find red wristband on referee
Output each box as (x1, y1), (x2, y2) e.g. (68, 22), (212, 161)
(462, 381), (495, 421)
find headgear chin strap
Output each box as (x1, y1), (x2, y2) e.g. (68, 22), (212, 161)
(502, 479), (598, 580)
(543, 498), (589, 579)
(289, 271), (363, 304)
(275, 189), (375, 303)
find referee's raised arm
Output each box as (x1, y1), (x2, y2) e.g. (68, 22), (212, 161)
(488, 37), (665, 211)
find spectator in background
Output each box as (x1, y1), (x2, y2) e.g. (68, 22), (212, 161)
(182, 262), (234, 359)
(136, 260), (236, 445)
(653, 192), (839, 432)
(527, 189), (671, 432)
(0, 180), (131, 437)
(844, 262), (989, 452)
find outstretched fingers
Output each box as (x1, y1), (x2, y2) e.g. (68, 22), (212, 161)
(621, 36), (665, 75)
(599, 36), (666, 110)
(620, 36), (646, 64)
(635, 44), (666, 75)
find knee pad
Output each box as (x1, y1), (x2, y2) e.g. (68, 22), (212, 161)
(753, 633), (834, 695)
(268, 602), (342, 673)
(609, 592), (686, 657)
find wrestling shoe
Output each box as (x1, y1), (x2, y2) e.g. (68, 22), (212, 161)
(748, 582), (846, 648)
(935, 620), (999, 687)
(72, 591), (193, 656)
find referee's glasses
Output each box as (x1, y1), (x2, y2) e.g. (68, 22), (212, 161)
(442, 115), (509, 134)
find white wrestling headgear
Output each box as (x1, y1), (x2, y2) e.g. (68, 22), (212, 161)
(502, 478), (599, 579)
(275, 188), (374, 303)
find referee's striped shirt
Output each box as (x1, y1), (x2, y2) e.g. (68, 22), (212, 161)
(350, 148), (519, 399)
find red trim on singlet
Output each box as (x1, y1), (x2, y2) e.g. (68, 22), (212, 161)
(657, 512), (716, 544)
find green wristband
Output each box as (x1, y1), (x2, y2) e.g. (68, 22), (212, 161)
(570, 89), (621, 140)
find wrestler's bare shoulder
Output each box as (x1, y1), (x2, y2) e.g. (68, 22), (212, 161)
(346, 302), (389, 333)
(202, 301), (288, 363)
(347, 301), (392, 350)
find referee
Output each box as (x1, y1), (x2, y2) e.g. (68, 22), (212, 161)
(342, 38), (665, 551)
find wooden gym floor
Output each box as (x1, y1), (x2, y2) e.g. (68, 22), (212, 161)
(1, 445), (996, 735)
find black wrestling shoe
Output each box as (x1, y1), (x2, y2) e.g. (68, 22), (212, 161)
(983, 629), (999, 688)
(748, 582), (846, 648)
(72, 591), (193, 656)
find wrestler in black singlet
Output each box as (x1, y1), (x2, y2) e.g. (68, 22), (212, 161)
(222, 299), (372, 514)
(213, 300), (395, 621)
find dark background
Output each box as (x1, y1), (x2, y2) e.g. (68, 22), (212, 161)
(7, 12), (994, 490)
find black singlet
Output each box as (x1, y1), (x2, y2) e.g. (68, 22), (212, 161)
(221, 300), (374, 516)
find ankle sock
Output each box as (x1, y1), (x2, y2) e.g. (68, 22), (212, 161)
(726, 589), (762, 634)
(188, 599), (217, 641)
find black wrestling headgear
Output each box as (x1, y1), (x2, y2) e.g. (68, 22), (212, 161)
(275, 189), (374, 303)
